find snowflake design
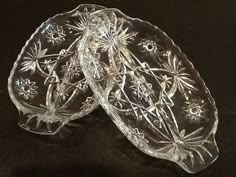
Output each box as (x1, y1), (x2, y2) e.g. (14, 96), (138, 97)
(46, 25), (66, 45)
(80, 96), (94, 110)
(93, 17), (137, 53)
(183, 98), (207, 123)
(157, 127), (212, 165)
(138, 39), (162, 57)
(162, 51), (197, 93)
(126, 126), (149, 149)
(20, 40), (48, 74)
(130, 75), (154, 103)
(61, 53), (81, 78)
(15, 78), (38, 100)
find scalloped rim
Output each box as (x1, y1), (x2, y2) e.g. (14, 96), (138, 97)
(79, 7), (219, 173)
(7, 4), (105, 135)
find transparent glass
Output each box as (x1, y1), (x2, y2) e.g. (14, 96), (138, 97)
(8, 4), (105, 135)
(79, 9), (219, 173)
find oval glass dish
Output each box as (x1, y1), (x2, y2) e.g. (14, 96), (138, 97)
(8, 4), (105, 135)
(78, 8), (219, 173)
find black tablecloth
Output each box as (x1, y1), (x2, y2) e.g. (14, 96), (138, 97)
(1, 0), (236, 176)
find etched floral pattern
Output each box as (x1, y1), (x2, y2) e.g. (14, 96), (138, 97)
(92, 19), (137, 54)
(138, 39), (163, 57)
(20, 40), (48, 74)
(157, 127), (212, 165)
(183, 98), (207, 123)
(161, 51), (197, 94)
(15, 78), (38, 100)
(24, 104), (71, 131)
(61, 53), (82, 78)
(130, 75), (154, 103)
(67, 8), (92, 36)
(46, 25), (66, 45)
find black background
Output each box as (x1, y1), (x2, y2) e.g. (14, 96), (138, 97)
(1, 0), (236, 177)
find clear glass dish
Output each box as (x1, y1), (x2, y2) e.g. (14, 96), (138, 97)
(79, 8), (219, 173)
(8, 4), (105, 135)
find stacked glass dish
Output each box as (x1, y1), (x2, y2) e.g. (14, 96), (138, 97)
(8, 4), (219, 173)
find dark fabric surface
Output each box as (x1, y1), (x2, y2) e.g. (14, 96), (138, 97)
(1, 0), (236, 176)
